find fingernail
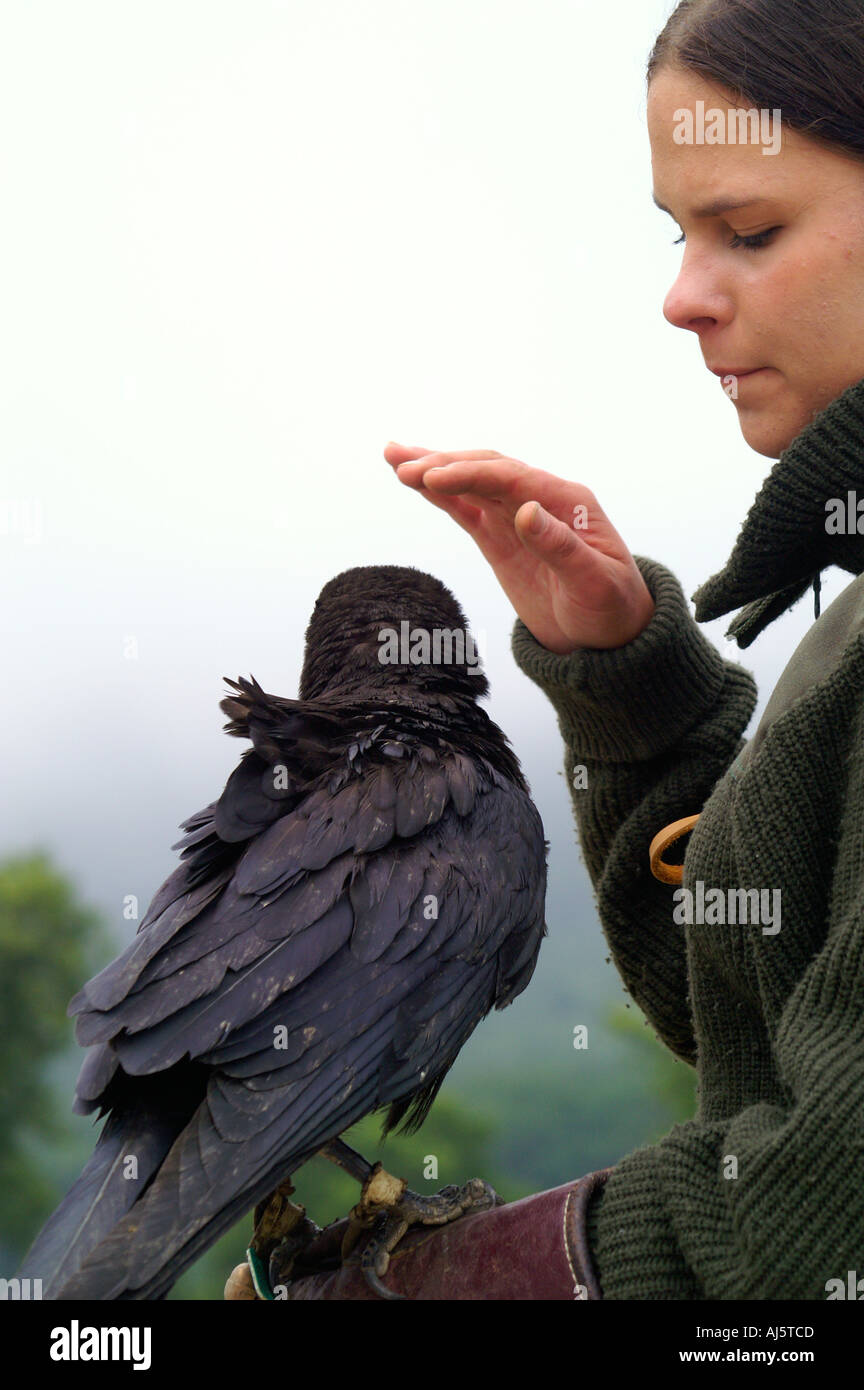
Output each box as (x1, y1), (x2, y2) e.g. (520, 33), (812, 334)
(527, 502), (545, 533)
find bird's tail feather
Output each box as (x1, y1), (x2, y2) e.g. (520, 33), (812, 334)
(16, 1104), (184, 1299)
(50, 1070), (382, 1299)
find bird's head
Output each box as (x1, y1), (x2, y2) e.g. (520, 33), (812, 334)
(299, 566), (490, 702)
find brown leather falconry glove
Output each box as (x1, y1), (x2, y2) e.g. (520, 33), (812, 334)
(225, 1171), (612, 1302)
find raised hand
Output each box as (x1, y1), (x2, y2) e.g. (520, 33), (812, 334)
(384, 443), (655, 652)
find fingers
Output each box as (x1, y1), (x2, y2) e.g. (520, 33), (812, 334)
(418, 457), (528, 500)
(391, 455), (531, 509)
(388, 451), (597, 523)
(383, 441), (605, 554)
(383, 442), (434, 464)
(384, 443), (502, 465)
(385, 446), (508, 495)
(387, 459), (484, 531)
(384, 442), (489, 532)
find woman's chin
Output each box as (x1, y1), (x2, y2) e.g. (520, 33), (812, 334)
(737, 415), (790, 460)
(735, 395), (810, 461)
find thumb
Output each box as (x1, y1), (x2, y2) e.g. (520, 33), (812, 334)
(514, 501), (587, 568)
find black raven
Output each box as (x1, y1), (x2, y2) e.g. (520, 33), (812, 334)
(18, 565), (547, 1299)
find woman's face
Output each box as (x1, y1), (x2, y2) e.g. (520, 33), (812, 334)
(648, 65), (864, 458)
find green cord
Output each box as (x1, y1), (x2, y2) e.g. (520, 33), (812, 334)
(246, 1246), (275, 1301)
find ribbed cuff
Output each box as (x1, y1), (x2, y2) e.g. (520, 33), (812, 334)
(510, 556), (730, 762)
(585, 1178), (605, 1275)
(590, 1142), (702, 1300)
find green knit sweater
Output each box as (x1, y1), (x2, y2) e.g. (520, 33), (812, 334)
(511, 374), (864, 1300)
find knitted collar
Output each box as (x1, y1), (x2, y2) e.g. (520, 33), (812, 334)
(691, 374), (864, 648)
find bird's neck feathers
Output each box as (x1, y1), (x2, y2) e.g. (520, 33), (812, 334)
(298, 625), (491, 704)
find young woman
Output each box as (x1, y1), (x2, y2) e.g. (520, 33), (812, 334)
(384, 0), (864, 1300)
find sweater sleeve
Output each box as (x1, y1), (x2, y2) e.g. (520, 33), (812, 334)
(593, 675), (864, 1300)
(510, 554), (759, 1065)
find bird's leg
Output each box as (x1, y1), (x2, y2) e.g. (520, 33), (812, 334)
(249, 1176), (322, 1297)
(319, 1137), (503, 1300)
(317, 1138), (391, 1263)
(319, 1136), (376, 1184)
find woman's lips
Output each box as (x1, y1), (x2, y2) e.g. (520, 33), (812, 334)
(709, 367), (766, 378)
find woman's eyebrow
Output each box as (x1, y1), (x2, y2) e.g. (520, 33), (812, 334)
(652, 193), (767, 219)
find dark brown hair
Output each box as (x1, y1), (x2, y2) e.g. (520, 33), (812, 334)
(648, 0), (864, 162)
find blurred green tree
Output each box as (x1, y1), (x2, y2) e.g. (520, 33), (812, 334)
(0, 851), (107, 1258)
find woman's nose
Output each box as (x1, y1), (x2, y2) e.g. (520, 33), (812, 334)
(662, 256), (729, 333)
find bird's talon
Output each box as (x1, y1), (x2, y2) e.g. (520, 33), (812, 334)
(251, 1178), (304, 1252)
(341, 1210), (377, 1263)
(354, 1160), (408, 1220)
(268, 1214), (323, 1292)
(361, 1262), (405, 1301)
(338, 1170), (503, 1298)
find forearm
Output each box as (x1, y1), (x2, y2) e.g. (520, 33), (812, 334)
(511, 556), (758, 1061)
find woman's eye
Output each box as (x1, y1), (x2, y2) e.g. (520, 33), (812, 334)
(672, 227), (781, 250)
(728, 227), (782, 250)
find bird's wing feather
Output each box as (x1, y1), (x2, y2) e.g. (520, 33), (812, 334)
(58, 710), (545, 1299)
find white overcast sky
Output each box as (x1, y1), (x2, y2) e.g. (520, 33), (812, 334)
(0, 0), (842, 925)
